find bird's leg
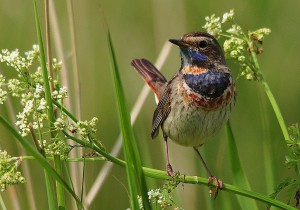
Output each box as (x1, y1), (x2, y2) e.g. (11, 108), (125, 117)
(164, 134), (176, 177)
(193, 146), (223, 199)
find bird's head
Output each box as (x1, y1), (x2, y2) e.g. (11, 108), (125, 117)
(169, 32), (225, 67)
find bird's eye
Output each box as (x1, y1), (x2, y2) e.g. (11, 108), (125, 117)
(198, 40), (208, 49)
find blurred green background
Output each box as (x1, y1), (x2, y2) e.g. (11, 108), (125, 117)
(0, 0), (299, 209)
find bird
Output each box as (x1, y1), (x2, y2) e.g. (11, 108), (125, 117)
(131, 32), (236, 198)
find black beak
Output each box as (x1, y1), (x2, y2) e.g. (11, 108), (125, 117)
(169, 39), (189, 47)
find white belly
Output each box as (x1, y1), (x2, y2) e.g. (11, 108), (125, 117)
(162, 100), (232, 147)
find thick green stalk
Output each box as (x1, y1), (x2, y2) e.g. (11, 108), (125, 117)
(62, 131), (296, 210)
(52, 99), (78, 123)
(18, 156), (105, 162)
(44, 171), (56, 210)
(33, 1), (65, 208)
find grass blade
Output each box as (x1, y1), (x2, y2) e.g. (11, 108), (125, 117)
(32, 0), (66, 208)
(106, 29), (151, 209)
(226, 121), (258, 209)
(44, 171), (56, 210)
(0, 194), (7, 210)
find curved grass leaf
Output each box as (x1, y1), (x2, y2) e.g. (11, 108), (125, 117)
(226, 122), (258, 209)
(106, 29), (151, 209)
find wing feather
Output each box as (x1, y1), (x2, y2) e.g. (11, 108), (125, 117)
(151, 85), (172, 138)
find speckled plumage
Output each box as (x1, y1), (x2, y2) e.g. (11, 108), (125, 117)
(131, 31), (236, 197)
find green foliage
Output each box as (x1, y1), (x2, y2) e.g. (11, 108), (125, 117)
(269, 124), (300, 208)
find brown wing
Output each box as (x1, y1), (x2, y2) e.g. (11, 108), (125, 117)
(151, 84), (172, 139)
(131, 59), (167, 100)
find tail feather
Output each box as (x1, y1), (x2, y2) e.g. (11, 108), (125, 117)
(131, 59), (167, 100)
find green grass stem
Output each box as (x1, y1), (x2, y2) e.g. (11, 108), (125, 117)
(61, 130), (297, 210)
(33, 1), (65, 208)
(246, 40), (289, 141)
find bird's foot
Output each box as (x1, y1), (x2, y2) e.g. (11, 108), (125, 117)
(166, 163), (176, 177)
(208, 176), (223, 199)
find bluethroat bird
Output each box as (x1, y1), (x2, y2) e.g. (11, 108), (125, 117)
(131, 32), (236, 198)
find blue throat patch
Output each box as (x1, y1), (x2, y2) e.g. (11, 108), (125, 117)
(183, 70), (230, 99)
(186, 48), (207, 63)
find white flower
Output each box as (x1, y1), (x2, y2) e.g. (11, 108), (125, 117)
(37, 98), (47, 111)
(25, 45), (39, 63)
(226, 24), (243, 36)
(222, 9), (234, 23)
(7, 79), (21, 97)
(23, 100), (34, 115)
(249, 28), (271, 41)
(202, 14), (222, 38)
(54, 117), (66, 131)
(34, 83), (43, 98)
(52, 86), (68, 100)
(0, 89), (7, 104)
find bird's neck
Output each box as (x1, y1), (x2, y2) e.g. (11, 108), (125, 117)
(180, 49), (207, 67)
(180, 48), (225, 68)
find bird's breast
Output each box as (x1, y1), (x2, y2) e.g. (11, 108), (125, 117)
(180, 66), (235, 110)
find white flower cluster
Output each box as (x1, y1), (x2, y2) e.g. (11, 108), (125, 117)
(24, 45), (39, 66)
(15, 84), (48, 136)
(7, 78), (21, 97)
(203, 14), (222, 38)
(54, 115), (67, 131)
(0, 150), (25, 192)
(203, 10), (271, 81)
(52, 86), (68, 100)
(226, 24), (243, 36)
(249, 28), (271, 41)
(148, 189), (166, 206)
(0, 75), (7, 104)
(127, 189), (183, 210)
(0, 45), (39, 76)
(15, 98), (34, 136)
(202, 10), (235, 38)
(223, 38), (246, 62)
(76, 117), (98, 140)
(38, 139), (47, 149)
(147, 188), (184, 209)
(31, 68), (43, 84)
(0, 49), (25, 71)
(222, 9), (234, 23)
(44, 139), (71, 159)
(0, 46), (71, 136)
(240, 65), (256, 80)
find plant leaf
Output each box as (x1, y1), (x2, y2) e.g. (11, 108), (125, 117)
(226, 122), (258, 209)
(106, 28), (151, 209)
